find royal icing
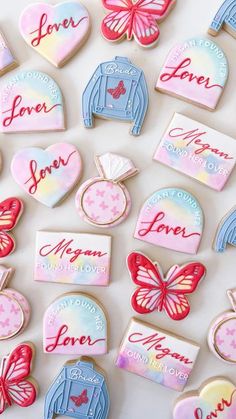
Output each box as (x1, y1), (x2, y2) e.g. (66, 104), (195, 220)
(0, 197), (23, 258)
(11, 143), (82, 208)
(82, 56), (148, 136)
(156, 37), (228, 110)
(19, 1), (90, 68)
(0, 30), (17, 76)
(43, 293), (108, 355)
(154, 113), (236, 191)
(0, 343), (37, 414)
(208, 289), (236, 364)
(127, 251), (206, 320)
(0, 266), (30, 340)
(116, 318), (200, 392)
(134, 187), (204, 254)
(0, 70), (65, 133)
(44, 358), (110, 419)
(35, 231), (111, 286)
(209, 0), (236, 39)
(173, 378), (236, 419)
(76, 153), (138, 228)
(213, 206), (236, 253)
(101, 0), (176, 48)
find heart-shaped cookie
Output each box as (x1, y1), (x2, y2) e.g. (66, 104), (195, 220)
(134, 187), (204, 254)
(173, 378), (236, 419)
(11, 143), (82, 208)
(19, 1), (90, 67)
(1, 70), (65, 133)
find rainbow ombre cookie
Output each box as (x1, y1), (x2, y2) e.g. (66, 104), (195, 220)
(0, 70), (65, 133)
(19, 1), (90, 67)
(156, 38), (228, 110)
(173, 378), (236, 418)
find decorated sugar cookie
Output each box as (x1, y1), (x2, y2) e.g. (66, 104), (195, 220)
(173, 378), (236, 418)
(116, 318), (200, 391)
(0, 30), (17, 76)
(43, 293), (108, 355)
(0, 197), (23, 258)
(0, 342), (37, 414)
(156, 37), (228, 110)
(208, 289), (236, 364)
(76, 153), (138, 228)
(35, 231), (112, 286)
(11, 143), (82, 208)
(134, 188), (204, 254)
(154, 113), (236, 191)
(1, 70), (65, 133)
(209, 0), (236, 39)
(127, 251), (206, 320)
(0, 266), (30, 340)
(44, 358), (109, 419)
(82, 56), (148, 136)
(19, 1), (90, 68)
(101, 0), (176, 48)
(214, 206), (236, 253)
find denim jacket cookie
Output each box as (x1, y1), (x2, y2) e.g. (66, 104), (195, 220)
(44, 359), (109, 419)
(209, 0), (236, 37)
(82, 56), (148, 136)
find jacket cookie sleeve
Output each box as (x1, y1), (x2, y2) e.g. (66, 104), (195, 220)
(82, 64), (102, 128)
(131, 71), (149, 136)
(209, 0), (235, 34)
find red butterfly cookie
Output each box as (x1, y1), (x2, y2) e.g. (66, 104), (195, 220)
(0, 198), (23, 258)
(0, 343), (37, 414)
(101, 0), (176, 48)
(127, 251), (206, 320)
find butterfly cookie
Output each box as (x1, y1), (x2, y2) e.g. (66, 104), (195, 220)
(127, 251), (206, 320)
(0, 198), (23, 258)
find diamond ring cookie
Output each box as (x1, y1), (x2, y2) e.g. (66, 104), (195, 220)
(134, 187), (204, 254)
(75, 153), (138, 228)
(44, 358), (109, 419)
(116, 318), (200, 392)
(35, 231), (112, 286)
(0, 70), (65, 133)
(153, 113), (236, 191)
(208, 0), (236, 39)
(0, 342), (38, 414)
(213, 206), (236, 253)
(127, 251), (206, 320)
(82, 56), (148, 136)
(43, 292), (108, 355)
(101, 0), (176, 48)
(173, 378), (236, 419)
(11, 143), (82, 208)
(19, 1), (91, 68)
(156, 37), (228, 110)
(208, 289), (236, 364)
(0, 266), (31, 340)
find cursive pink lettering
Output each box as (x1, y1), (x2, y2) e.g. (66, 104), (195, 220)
(194, 390), (236, 418)
(169, 127), (233, 160)
(45, 324), (105, 353)
(138, 211), (200, 239)
(39, 239), (107, 263)
(2, 95), (61, 127)
(160, 58), (223, 90)
(24, 151), (77, 194)
(30, 13), (88, 47)
(129, 332), (193, 364)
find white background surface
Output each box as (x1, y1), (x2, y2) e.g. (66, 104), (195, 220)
(1, 0), (236, 418)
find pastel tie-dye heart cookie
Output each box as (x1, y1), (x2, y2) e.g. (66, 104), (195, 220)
(11, 143), (82, 208)
(19, 1), (90, 67)
(0, 70), (65, 133)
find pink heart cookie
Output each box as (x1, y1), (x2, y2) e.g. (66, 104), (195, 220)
(134, 187), (204, 254)
(19, 1), (90, 67)
(11, 143), (82, 208)
(0, 266), (31, 340)
(1, 70), (65, 133)
(173, 378), (236, 419)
